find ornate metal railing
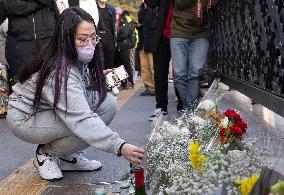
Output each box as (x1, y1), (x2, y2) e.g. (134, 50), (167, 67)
(209, 0), (284, 117)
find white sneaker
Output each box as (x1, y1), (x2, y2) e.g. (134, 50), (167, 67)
(148, 108), (168, 121)
(59, 152), (102, 172)
(33, 146), (63, 181)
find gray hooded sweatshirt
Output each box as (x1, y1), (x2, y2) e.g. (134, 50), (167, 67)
(7, 64), (125, 155)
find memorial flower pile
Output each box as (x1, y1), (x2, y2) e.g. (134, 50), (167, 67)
(144, 94), (283, 194)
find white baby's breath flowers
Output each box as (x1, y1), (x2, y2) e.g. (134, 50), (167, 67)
(152, 132), (163, 142)
(175, 118), (183, 128)
(159, 121), (180, 139)
(191, 115), (206, 128)
(228, 150), (247, 162)
(180, 126), (190, 135)
(160, 146), (263, 194)
(198, 99), (217, 112)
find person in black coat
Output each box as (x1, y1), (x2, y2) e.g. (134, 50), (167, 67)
(97, 0), (116, 69)
(136, 2), (155, 96)
(0, 0), (59, 90)
(116, 11), (135, 88)
(141, 5), (157, 53)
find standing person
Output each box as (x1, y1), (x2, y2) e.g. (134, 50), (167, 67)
(115, 7), (123, 33)
(134, 21), (141, 81)
(97, 0), (116, 69)
(171, 0), (210, 109)
(0, 19), (7, 65)
(56, 0), (99, 25)
(124, 11), (137, 86)
(137, 1), (155, 96)
(6, 8), (144, 181)
(116, 10), (135, 89)
(0, 0), (59, 87)
(0, 19), (8, 116)
(146, 0), (175, 120)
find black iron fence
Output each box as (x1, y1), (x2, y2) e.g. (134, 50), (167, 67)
(209, 0), (284, 117)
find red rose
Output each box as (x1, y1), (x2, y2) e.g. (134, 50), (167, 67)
(220, 136), (225, 143)
(220, 128), (226, 137)
(235, 119), (247, 132)
(229, 125), (243, 136)
(223, 109), (241, 121)
(219, 128), (227, 143)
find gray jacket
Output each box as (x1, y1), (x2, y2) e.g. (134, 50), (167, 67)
(8, 64), (125, 155)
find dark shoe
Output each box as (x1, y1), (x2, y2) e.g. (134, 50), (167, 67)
(140, 89), (155, 96)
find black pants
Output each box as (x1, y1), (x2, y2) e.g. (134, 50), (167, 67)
(135, 48), (140, 73)
(153, 37), (171, 112)
(100, 34), (115, 69)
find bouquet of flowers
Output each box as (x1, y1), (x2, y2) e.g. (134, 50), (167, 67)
(143, 80), (284, 195)
(219, 109), (247, 144)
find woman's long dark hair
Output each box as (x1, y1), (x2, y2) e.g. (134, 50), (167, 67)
(17, 7), (106, 115)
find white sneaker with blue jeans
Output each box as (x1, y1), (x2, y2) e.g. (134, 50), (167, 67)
(59, 152), (102, 172)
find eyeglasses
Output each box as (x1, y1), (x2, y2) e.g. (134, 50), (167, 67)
(75, 34), (101, 47)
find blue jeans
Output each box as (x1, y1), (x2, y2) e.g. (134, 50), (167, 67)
(170, 38), (209, 109)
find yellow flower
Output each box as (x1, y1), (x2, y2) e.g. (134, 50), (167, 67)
(189, 141), (208, 171)
(235, 174), (260, 195)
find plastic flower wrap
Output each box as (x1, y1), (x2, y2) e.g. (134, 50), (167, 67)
(196, 80), (225, 124)
(198, 99), (217, 113)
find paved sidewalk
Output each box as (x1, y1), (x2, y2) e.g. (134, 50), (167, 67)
(0, 117), (35, 181)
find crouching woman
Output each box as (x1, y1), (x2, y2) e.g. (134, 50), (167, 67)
(6, 7), (144, 181)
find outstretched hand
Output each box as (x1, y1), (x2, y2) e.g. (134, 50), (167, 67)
(121, 143), (145, 166)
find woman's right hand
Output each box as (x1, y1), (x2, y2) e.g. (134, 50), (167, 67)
(121, 143), (145, 166)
